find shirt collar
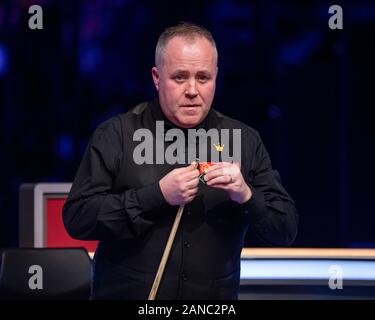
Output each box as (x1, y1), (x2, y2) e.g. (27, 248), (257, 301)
(149, 98), (214, 133)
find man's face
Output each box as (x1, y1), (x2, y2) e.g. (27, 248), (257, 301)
(152, 36), (218, 128)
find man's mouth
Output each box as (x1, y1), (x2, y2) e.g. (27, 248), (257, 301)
(181, 104), (200, 108)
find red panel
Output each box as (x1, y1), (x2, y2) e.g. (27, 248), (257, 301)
(45, 198), (98, 253)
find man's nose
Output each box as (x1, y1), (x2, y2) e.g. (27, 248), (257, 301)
(185, 80), (199, 97)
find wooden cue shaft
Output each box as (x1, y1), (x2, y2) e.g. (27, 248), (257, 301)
(148, 161), (198, 300)
(148, 204), (185, 300)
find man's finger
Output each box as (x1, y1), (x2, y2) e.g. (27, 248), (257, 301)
(185, 187), (198, 197)
(205, 183), (229, 190)
(204, 162), (232, 173)
(204, 164), (222, 175)
(188, 161), (197, 169)
(206, 175), (232, 186)
(181, 169), (200, 181)
(204, 167), (224, 181)
(185, 177), (200, 189)
(173, 161), (197, 174)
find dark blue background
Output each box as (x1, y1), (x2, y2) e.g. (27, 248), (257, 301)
(0, 0), (374, 248)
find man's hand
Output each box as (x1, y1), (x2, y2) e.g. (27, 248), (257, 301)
(159, 162), (200, 206)
(203, 162), (252, 204)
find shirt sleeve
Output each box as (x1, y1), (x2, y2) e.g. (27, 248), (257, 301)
(62, 117), (167, 241)
(241, 131), (298, 246)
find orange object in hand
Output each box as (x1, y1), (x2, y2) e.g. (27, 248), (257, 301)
(198, 162), (217, 184)
(198, 162), (216, 174)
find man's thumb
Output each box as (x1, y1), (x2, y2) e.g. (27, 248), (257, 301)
(188, 161), (197, 169)
(234, 161), (241, 168)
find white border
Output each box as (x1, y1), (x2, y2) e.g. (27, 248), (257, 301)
(34, 183), (72, 247)
(240, 259), (375, 281)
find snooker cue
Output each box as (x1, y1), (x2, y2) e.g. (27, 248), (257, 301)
(148, 161), (198, 300)
(148, 204), (185, 300)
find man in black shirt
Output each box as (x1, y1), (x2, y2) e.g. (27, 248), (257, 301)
(63, 22), (298, 300)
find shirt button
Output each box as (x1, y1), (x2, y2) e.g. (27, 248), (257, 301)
(184, 241), (190, 248)
(181, 273), (188, 281)
(186, 209), (191, 216)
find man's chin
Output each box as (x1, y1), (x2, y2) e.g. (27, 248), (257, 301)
(175, 111), (206, 127)
(177, 117), (203, 128)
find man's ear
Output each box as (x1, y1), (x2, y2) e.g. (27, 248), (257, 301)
(151, 67), (159, 91)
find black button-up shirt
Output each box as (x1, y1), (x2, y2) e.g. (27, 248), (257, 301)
(62, 99), (298, 299)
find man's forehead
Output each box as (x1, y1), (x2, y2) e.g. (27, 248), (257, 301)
(168, 67), (214, 75)
(162, 58), (216, 74)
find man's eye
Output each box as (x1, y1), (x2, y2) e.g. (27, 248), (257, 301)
(174, 75), (185, 82)
(198, 76), (209, 82)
